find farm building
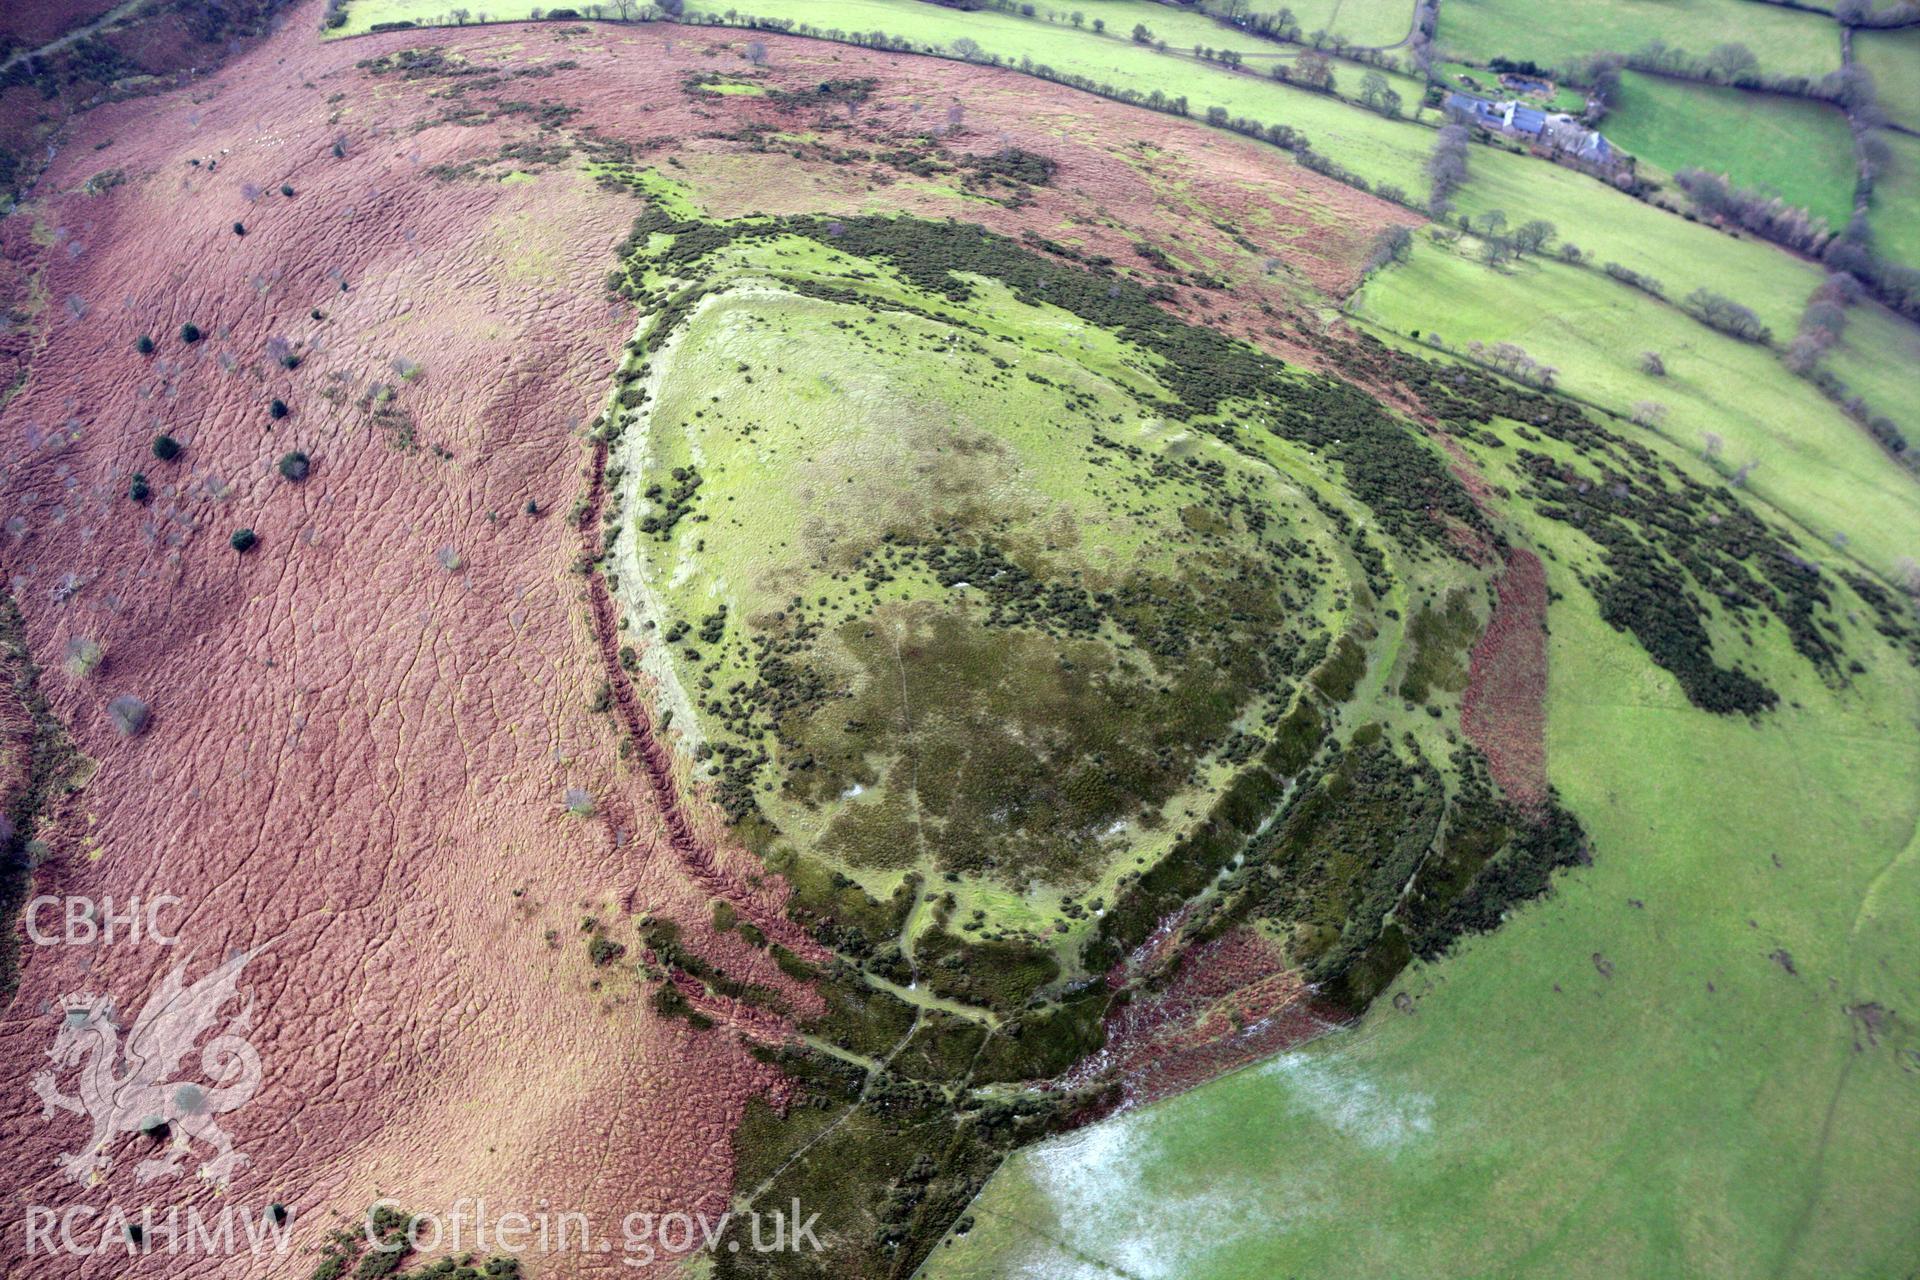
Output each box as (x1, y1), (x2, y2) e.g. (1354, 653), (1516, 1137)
(1445, 90), (1546, 136)
(1542, 113), (1614, 165)
(1445, 91), (1623, 172)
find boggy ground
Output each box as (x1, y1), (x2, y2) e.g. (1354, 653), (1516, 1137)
(0, 8), (1416, 1278)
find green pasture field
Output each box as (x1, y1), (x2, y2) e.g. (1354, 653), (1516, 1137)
(1041, 0), (1431, 107)
(1854, 25), (1920, 132)
(1347, 238), (1920, 576)
(1437, 58), (1586, 111)
(1081, 0), (1410, 62)
(1435, 0), (1843, 81)
(1449, 141), (1828, 340)
(1869, 129), (1920, 272)
(1819, 295), (1920, 460)
(326, 0), (525, 33)
(1289, 0), (1416, 48)
(1605, 71), (1856, 229)
(1203, 0), (1418, 49)
(921, 411), (1920, 1280)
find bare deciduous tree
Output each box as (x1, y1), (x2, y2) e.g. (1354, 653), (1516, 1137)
(1425, 124), (1470, 214)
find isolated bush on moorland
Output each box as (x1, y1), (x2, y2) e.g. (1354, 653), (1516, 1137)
(107, 695), (150, 736)
(64, 637), (104, 679)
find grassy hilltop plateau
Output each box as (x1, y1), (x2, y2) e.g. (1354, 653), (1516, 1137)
(0, 0), (1916, 1277)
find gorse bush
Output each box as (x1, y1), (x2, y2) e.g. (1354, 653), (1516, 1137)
(277, 451), (310, 481)
(64, 637), (104, 679)
(230, 528), (258, 553)
(151, 435), (181, 461)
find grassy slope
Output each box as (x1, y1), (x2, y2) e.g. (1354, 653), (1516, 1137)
(1347, 240), (1920, 575)
(1869, 129), (1920, 272)
(1033, 0), (1393, 69)
(1221, 0), (1416, 47)
(1451, 143), (1827, 340)
(1435, 0), (1842, 80)
(923, 450), (1920, 1280)
(1821, 295), (1920, 455)
(1604, 71), (1856, 229)
(1069, 0), (1430, 107)
(1854, 25), (1920, 132)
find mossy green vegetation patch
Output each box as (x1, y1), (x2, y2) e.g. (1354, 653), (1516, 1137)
(610, 226), (1345, 900)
